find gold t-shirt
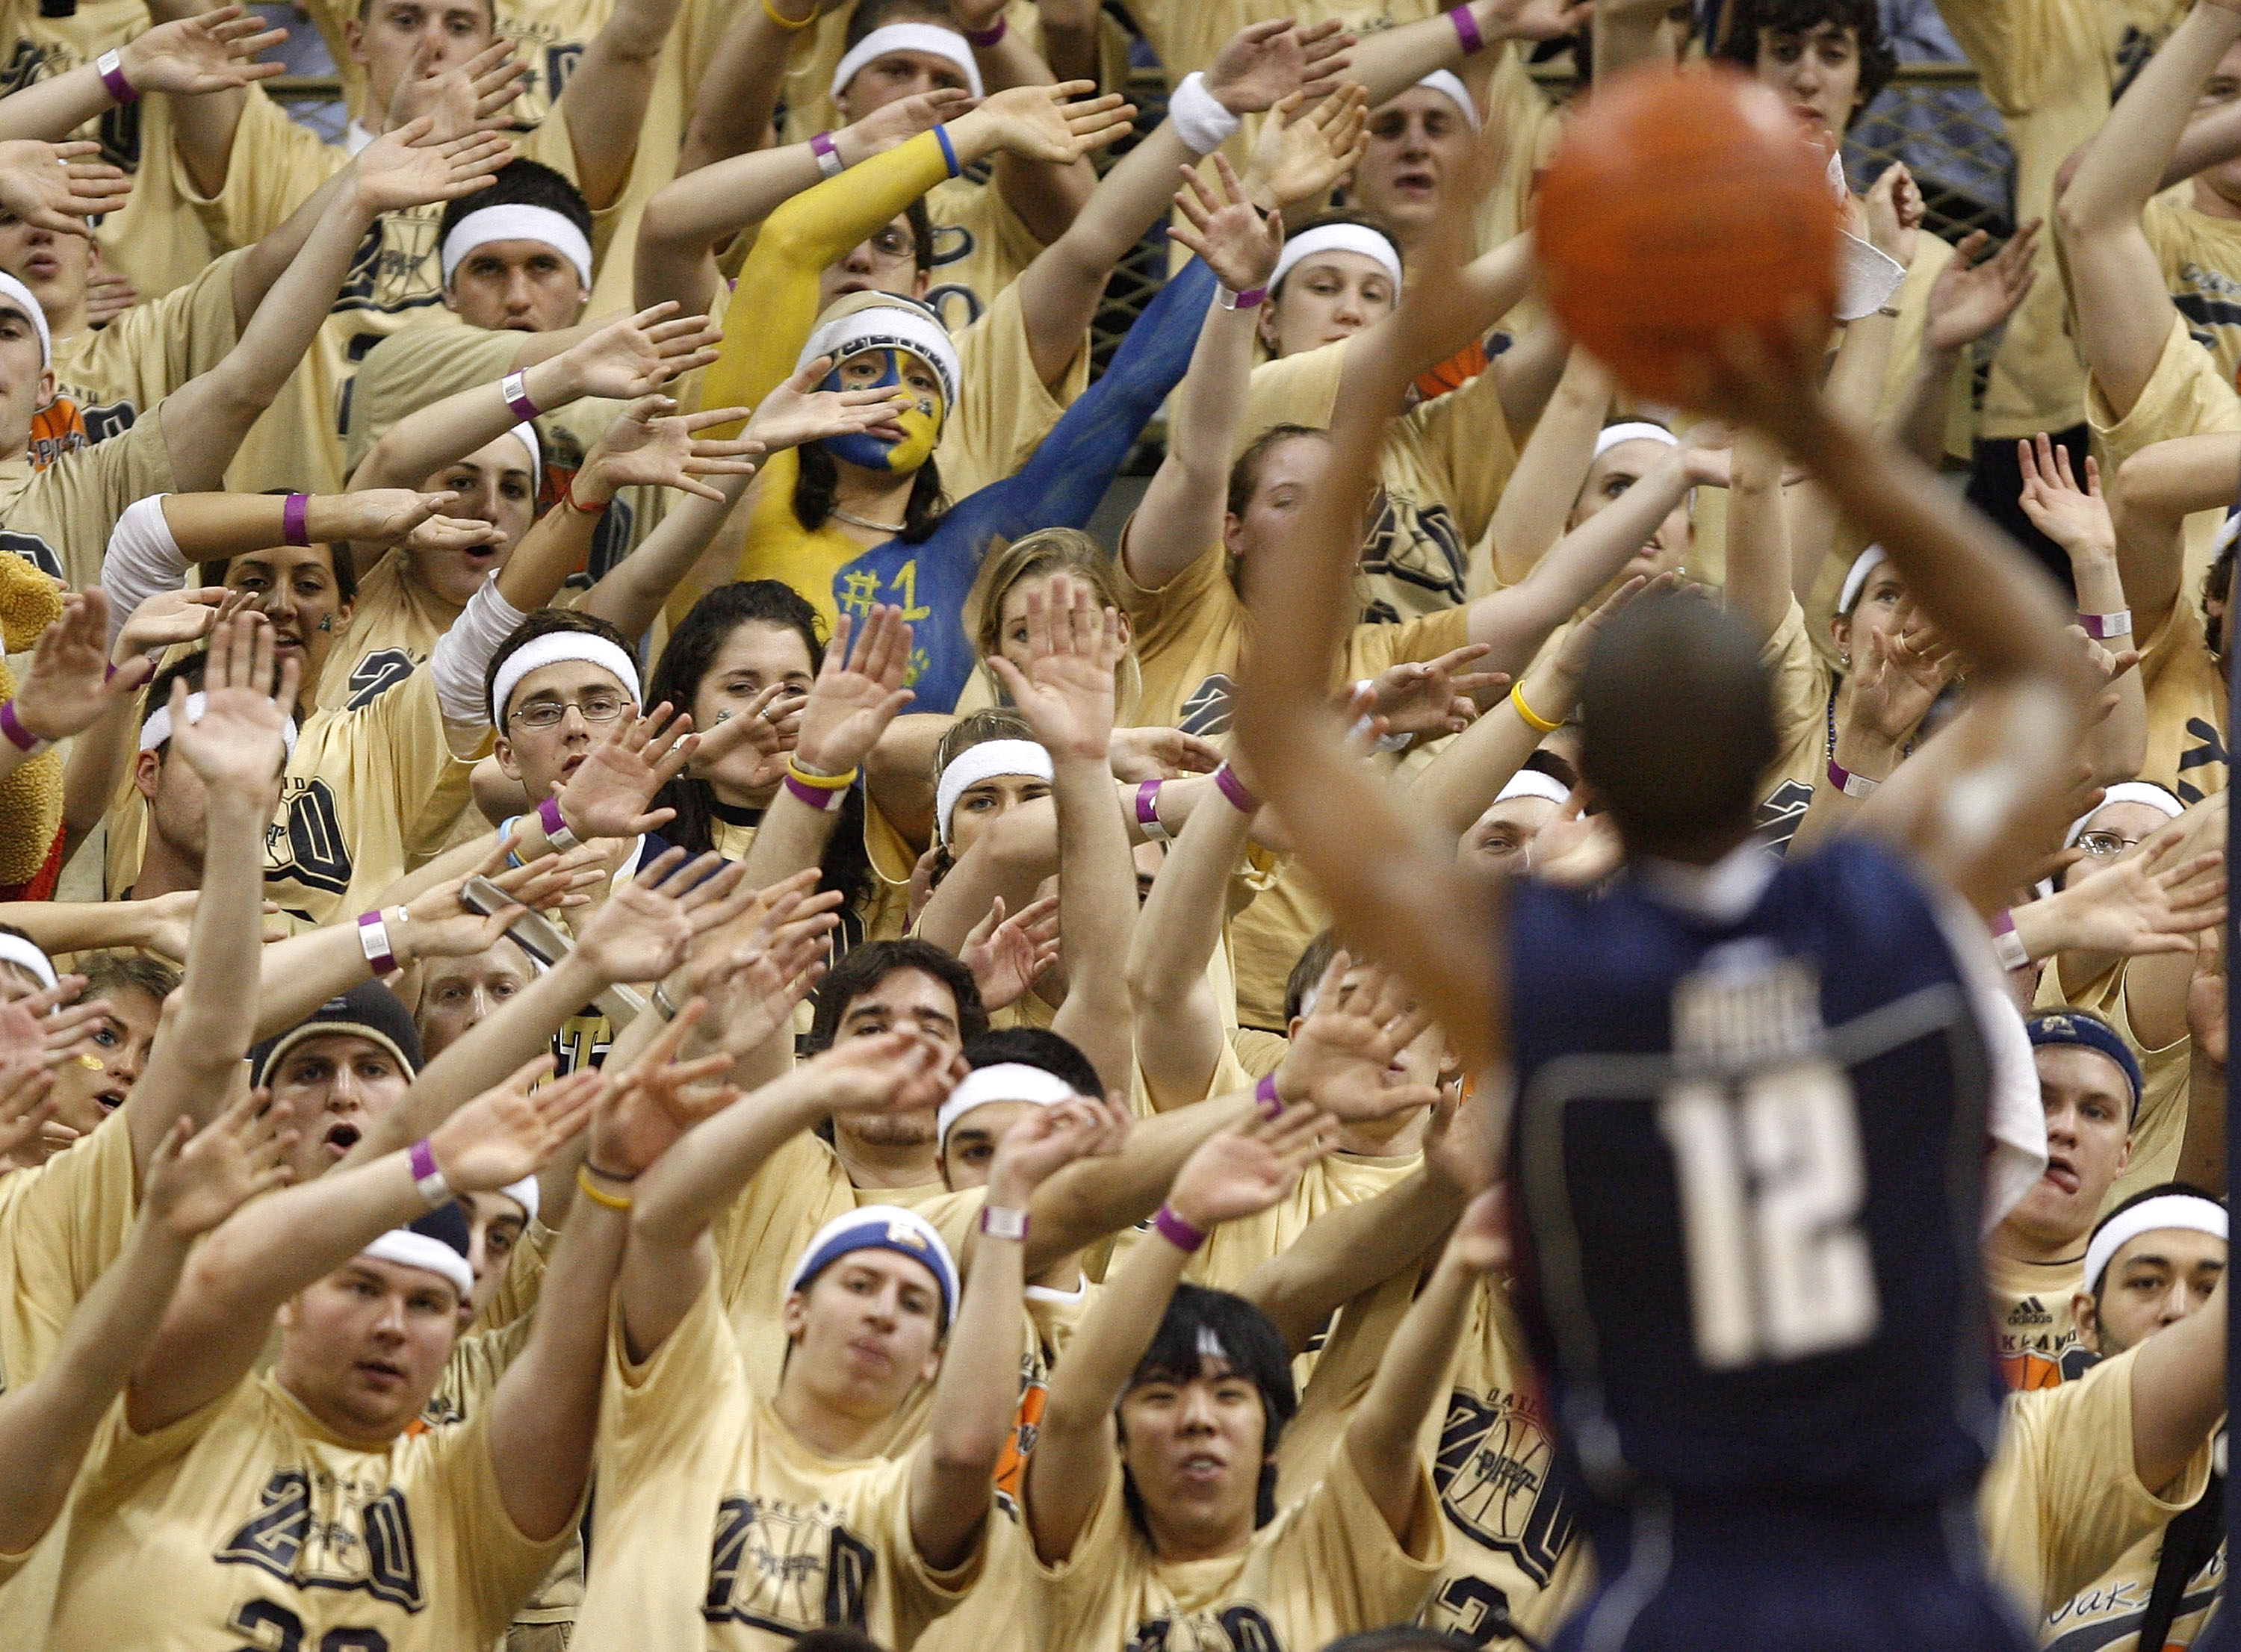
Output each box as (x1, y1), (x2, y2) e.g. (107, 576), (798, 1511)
(2035, 957), (2191, 1209)
(2035, 1496), (2222, 1648)
(1983, 1247), (2089, 1391)
(40, 249), (245, 466)
(2147, 193), (2241, 394)
(2138, 597), (2229, 807)
(0, 1107), (137, 1394)
(1751, 598), (1838, 854)
(0, 401), (175, 590)
(575, 1279), (982, 1652)
(43, 1370), (571, 1650)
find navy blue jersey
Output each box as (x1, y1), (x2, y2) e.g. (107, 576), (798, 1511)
(1506, 836), (2001, 1527)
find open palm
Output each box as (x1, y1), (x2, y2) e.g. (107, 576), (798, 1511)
(984, 575), (1120, 762)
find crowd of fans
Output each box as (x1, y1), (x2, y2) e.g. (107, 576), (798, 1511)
(0, 0), (2227, 1645)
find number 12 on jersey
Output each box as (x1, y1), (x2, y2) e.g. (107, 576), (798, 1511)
(1657, 1062), (1880, 1370)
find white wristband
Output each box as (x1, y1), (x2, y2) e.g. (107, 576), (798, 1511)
(1167, 72), (1242, 156)
(1990, 908), (2030, 972)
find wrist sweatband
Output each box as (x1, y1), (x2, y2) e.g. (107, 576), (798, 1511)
(1253, 1072), (1283, 1120)
(1218, 285), (1268, 311)
(537, 793), (582, 851)
(1826, 758), (1877, 798)
(1213, 763), (1259, 815)
(96, 47), (137, 102)
(1134, 778), (1170, 843)
(357, 907), (400, 974)
(0, 701), (49, 757)
(1990, 907), (2030, 972)
(1153, 1202), (1206, 1253)
(500, 370), (539, 423)
(2080, 609), (2132, 640)
(1168, 71), (1243, 155)
(964, 16), (1006, 46)
(282, 493), (311, 547)
(1450, 5), (1487, 52)
(810, 130), (845, 180)
(409, 1137), (451, 1208)
(934, 124), (961, 178)
(980, 1204), (1029, 1240)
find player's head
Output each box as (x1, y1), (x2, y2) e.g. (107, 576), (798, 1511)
(832, 0), (977, 123)
(799, 291), (956, 476)
(414, 937), (535, 1060)
(1117, 1284), (1298, 1550)
(808, 942), (986, 1158)
(406, 425), (538, 609)
(199, 527), (359, 688)
(134, 652), (303, 882)
(438, 161), (595, 334)
(346, 0), (499, 125)
(1353, 75), (1480, 242)
(250, 982), (424, 1186)
(781, 1206), (958, 1419)
(2001, 1010), (2140, 1251)
(1258, 211), (1404, 358)
(2051, 782), (2186, 892)
(0, 269), (55, 460)
(2073, 1183), (2227, 1358)
(1711, 0), (1895, 140)
(1459, 757), (1576, 876)
(1575, 590), (1776, 863)
(1569, 422), (1693, 587)
(938, 1028), (1101, 1187)
(46, 951), (177, 1137)
(489, 610), (644, 804)
(276, 1203), (472, 1444)
(459, 1179), (536, 1323)
(1224, 424), (1336, 571)
(931, 709), (1054, 863)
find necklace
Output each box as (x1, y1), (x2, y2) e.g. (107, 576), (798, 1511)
(831, 506), (907, 534)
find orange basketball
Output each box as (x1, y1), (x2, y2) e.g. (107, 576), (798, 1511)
(1538, 67), (1841, 405)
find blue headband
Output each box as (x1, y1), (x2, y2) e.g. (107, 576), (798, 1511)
(2027, 1012), (2145, 1121)
(787, 1205), (958, 1329)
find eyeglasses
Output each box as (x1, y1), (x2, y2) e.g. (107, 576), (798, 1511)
(508, 693), (628, 730)
(2076, 830), (2147, 859)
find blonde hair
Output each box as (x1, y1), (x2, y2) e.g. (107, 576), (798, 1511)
(964, 528), (1143, 721)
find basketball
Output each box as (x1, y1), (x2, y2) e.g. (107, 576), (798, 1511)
(1537, 67), (1842, 404)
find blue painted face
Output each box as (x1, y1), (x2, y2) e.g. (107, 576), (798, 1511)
(817, 347), (946, 473)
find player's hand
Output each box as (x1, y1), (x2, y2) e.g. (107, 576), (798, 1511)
(557, 303), (724, 403)
(0, 140), (129, 234)
(589, 1002), (738, 1179)
(2016, 433), (2114, 565)
(167, 613), (297, 799)
(986, 1091), (1128, 1208)
(1245, 86), (1368, 214)
(119, 7), (288, 97)
(1167, 1105), (1333, 1230)
(965, 82), (1134, 166)
(960, 892), (1060, 1013)
(1206, 19), (1354, 116)
(352, 117), (512, 213)
(14, 589), (154, 745)
(1273, 951), (1445, 1120)
(554, 701), (697, 841)
(580, 396), (763, 505)
(791, 604), (915, 777)
(1926, 220), (2039, 353)
(746, 357), (909, 454)
(1172, 153), (1284, 294)
(143, 1087), (295, 1239)
(985, 574), (1121, 763)
(430, 1055), (600, 1190)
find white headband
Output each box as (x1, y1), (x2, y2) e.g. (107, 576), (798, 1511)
(935, 739), (1053, 845)
(0, 933), (56, 991)
(360, 1229), (475, 1298)
(799, 301), (962, 417)
(2065, 781), (2185, 849)
(440, 205), (593, 290)
(1271, 224), (1404, 297)
(489, 633), (642, 726)
(140, 692), (300, 760)
(1592, 421), (1678, 464)
(1495, 768), (1572, 808)
(831, 23), (983, 102)
(2083, 1194), (2227, 1295)
(937, 1061), (1080, 1149)
(503, 421), (539, 479)
(1414, 69), (1480, 129)
(500, 1174), (538, 1223)
(1838, 544), (1888, 616)
(0, 270), (51, 369)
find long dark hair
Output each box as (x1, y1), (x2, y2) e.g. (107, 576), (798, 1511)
(794, 440), (949, 544)
(647, 582), (876, 934)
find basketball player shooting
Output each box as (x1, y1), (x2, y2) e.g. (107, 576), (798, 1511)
(1233, 66), (2101, 1652)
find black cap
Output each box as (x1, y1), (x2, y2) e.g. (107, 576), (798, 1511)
(248, 981), (424, 1092)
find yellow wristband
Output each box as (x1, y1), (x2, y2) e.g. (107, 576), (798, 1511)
(784, 758), (859, 791)
(575, 1164), (633, 1211)
(762, 0), (814, 26)
(1510, 681), (1562, 734)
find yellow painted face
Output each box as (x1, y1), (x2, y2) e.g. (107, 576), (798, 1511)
(822, 346), (946, 473)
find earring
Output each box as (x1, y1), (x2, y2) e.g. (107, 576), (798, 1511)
(1838, 650), (1850, 668)
(317, 616), (333, 632)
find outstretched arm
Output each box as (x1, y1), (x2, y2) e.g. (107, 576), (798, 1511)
(2130, 1271), (2226, 1492)
(1126, 774), (1254, 1111)
(554, 0), (685, 210)
(1486, 347), (1609, 588)
(0, 7), (282, 143)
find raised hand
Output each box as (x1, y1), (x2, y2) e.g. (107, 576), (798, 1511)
(0, 140), (129, 235)
(399, 836), (595, 960)
(747, 356), (909, 453)
(791, 604), (915, 777)
(1362, 642), (1504, 740)
(678, 875), (843, 1057)
(1246, 86), (1369, 214)
(560, 304), (725, 402)
(1446, 1184), (1512, 1273)
(591, 1002), (738, 1178)
(572, 848), (759, 985)
(114, 585), (238, 668)
(352, 118), (512, 213)
(1862, 160), (1921, 266)
(2048, 816), (2226, 956)
(686, 679), (802, 797)
(431, 1057), (601, 1190)
(1274, 951), (1444, 1122)
(327, 487), (492, 547)
(401, 510), (505, 559)
(119, 7), (288, 96)
(986, 1091), (1128, 1208)
(169, 613), (298, 797)
(1166, 1105), (1333, 1229)
(1205, 19), (1355, 116)
(14, 590), (155, 745)
(388, 38), (528, 140)
(83, 266), (137, 327)
(847, 87), (974, 154)
(143, 1087), (295, 1238)
(556, 702), (698, 839)
(1926, 220), (2040, 353)
(1171, 153), (1283, 295)
(960, 892), (1060, 1013)
(1483, 0), (1596, 40)
(973, 82), (1135, 166)
(581, 397), (763, 504)
(1107, 726), (1223, 783)
(2015, 433), (2114, 564)
(0, 1055), (56, 1170)
(984, 573), (1122, 763)
(2189, 925), (2226, 1067)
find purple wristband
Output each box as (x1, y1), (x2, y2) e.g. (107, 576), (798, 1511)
(934, 124), (961, 178)
(2079, 609), (2132, 640)
(282, 492), (311, 547)
(500, 370), (539, 423)
(1153, 1202), (1206, 1253)
(96, 49), (138, 104)
(1450, 4), (1487, 52)
(810, 130), (844, 178)
(357, 909), (398, 975)
(963, 16), (1006, 46)
(1826, 757), (1876, 799)
(784, 769), (847, 812)
(1213, 762), (1259, 815)
(536, 792), (584, 850)
(408, 1136), (450, 1205)
(1254, 1072), (1283, 1120)
(0, 701), (44, 754)
(1134, 777), (1168, 842)
(409, 1137), (438, 1182)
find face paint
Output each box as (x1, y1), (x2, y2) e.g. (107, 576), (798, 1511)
(818, 347), (946, 474)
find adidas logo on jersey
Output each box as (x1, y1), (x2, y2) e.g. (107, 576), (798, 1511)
(2008, 1297), (2054, 1327)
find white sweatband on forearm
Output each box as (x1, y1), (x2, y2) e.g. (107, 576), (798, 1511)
(1167, 72), (1242, 155)
(102, 494), (190, 649)
(433, 574), (533, 727)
